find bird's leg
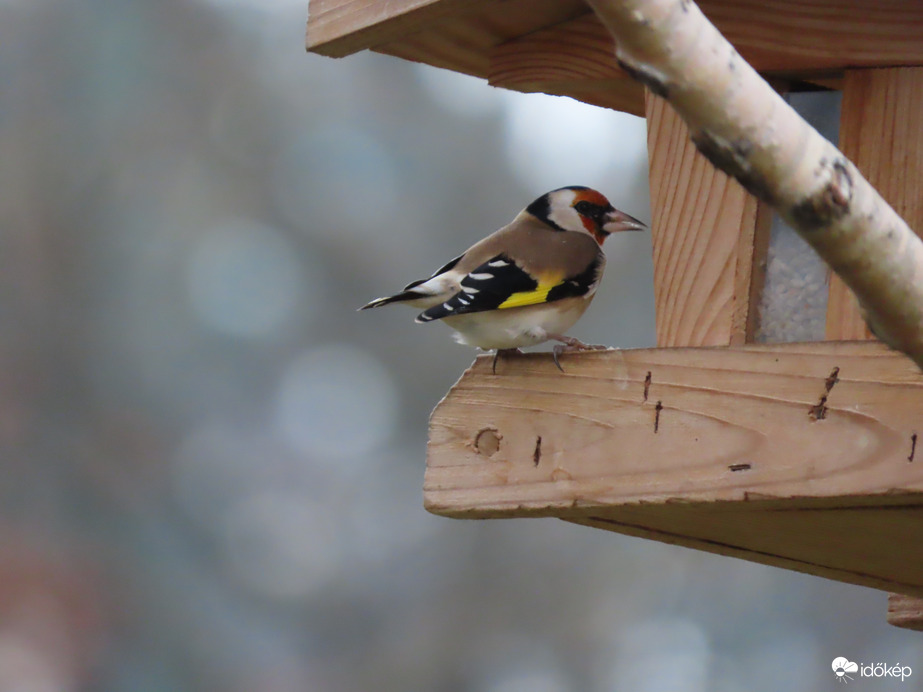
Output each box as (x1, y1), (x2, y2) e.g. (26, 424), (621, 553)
(492, 348), (522, 374)
(549, 335), (608, 372)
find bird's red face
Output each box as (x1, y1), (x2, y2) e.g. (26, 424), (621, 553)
(527, 186), (647, 244)
(572, 188), (615, 243)
(570, 188), (648, 245)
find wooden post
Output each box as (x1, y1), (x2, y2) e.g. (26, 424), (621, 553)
(832, 67), (923, 630)
(827, 68), (923, 340)
(645, 91), (770, 347)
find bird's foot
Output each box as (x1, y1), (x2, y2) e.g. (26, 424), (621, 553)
(492, 348), (523, 374)
(550, 336), (608, 372)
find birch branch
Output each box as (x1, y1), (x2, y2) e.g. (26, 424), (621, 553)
(587, 0), (923, 369)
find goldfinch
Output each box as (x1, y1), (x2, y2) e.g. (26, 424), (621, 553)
(360, 186), (647, 370)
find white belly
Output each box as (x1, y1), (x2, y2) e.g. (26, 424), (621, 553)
(440, 297), (593, 350)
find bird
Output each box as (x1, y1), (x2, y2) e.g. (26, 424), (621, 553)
(360, 186), (647, 372)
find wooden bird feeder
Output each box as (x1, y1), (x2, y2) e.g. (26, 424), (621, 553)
(307, 0), (923, 629)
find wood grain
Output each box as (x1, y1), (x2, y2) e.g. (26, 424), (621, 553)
(486, 1), (923, 111)
(571, 506), (923, 598)
(307, 0), (479, 57)
(425, 342), (923, 595)
(888, 593), (923, 631)
(374, 0), (587, 78)
(829, 67), (923, 628)
(731, 197), (772, 346)
(701, 0), (923, 72)
(308, 0), (586, 62)
(488, 13), (644, 115)
(310, 0), (923, 107)
(489, 14), (615, 85)
(646, 93), (765, 347)
(827, 68), (923, 340)
(426, 341), (923, 511)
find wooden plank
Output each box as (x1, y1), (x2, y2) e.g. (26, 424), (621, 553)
(489, 14), (615, 87)
(307, 0), (479, 58)
(827, 68), (923, 340)
(827, 67), (923, 628)
(309, 0), (586, 62)
(645, 93), (765, 347)
(374, 0), (587, 79)
(488, 13), (644, 115)
(485, 2), (923, 110)
(310, 0), (923, 91)
(309, 0), (923, 113)
(888, 593), (923, 631)
(570, 506), (923, 598)
(425, 341), (923, 513)
(702, 0), (923, 72)
(424, 341), (923, 595)
(825, 282), (873, 341)
(730, 177), (773, 346)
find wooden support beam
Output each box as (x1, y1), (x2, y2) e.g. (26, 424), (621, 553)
(733, 197), (772, 346)
(308, 0), (923, 108)
(645, 92), (769, 347)
(888, 593), (923, 632)
(700, 0), (923, 72)
(374, 0), (589, 78)
(485, 2), (923, 111)
(827, 67), (923, 341)
(488, 14), (643, 115)
(826, 67), (923, 630)
(307, 0), (479, 57)
(424, 341), (923, 596)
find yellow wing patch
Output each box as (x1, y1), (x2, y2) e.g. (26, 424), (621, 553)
(498, 282), (558, 309)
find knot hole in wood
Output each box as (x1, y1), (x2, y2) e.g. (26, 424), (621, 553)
(474, 428), (501, 456)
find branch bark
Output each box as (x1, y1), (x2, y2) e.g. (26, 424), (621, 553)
(587, 0), (923, 369)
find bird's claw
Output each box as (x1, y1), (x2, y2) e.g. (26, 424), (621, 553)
(552, 344), (567, 373)
(551, 337), (609, 372)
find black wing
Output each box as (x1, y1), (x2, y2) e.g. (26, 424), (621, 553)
(416, 254), (538, 322)
(416, 253), (603, 323)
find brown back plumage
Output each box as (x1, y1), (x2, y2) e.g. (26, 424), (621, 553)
(453, 211), (604, 283)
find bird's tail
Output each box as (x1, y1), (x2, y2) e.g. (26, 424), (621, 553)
(358, 290), (423, 310)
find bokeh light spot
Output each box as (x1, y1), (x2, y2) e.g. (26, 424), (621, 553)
(273, 345), (399, 464)
(186, 219), (308, 338)
(222, 491), (338, 600)
(272, 126), (398, 237)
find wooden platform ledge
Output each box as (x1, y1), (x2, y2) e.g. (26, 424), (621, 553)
(425, 341), (923, 597)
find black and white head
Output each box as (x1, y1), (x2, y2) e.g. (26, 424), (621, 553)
(526, 186), (647, 245)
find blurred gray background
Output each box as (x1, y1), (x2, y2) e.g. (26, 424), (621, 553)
(1, 0), (920, 690)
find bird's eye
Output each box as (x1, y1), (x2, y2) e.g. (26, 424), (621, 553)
(574, 201), (595, 216)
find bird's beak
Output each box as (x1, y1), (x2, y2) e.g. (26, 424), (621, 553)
(602, 209), (648, 234)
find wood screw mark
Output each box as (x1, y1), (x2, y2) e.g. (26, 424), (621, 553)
(643, 371), (652, 402)
(809, 396), (829, 420)
(728, 463), (751, 472)
(654, 401), (663, 433)
(910, 433), (918, 463)
(533, 436), (542, 466)
(809, 366), (840, 420)
(824, 366), (840, 393)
